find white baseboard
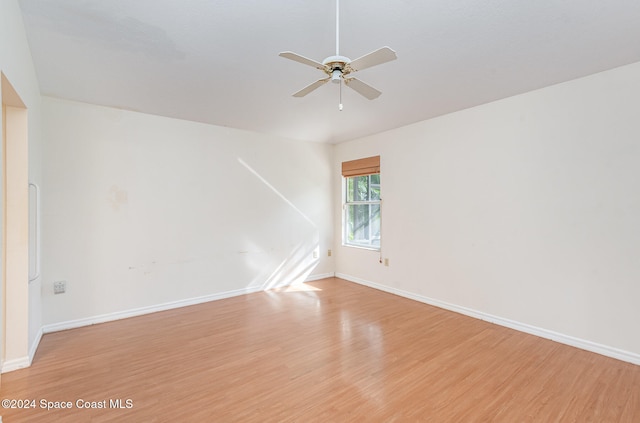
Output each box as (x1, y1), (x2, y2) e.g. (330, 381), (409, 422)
(1, 356), (31, 373)
(304, 272), (335, 282)
(41, 274), (335, 335)
(43, 285), (264, 334)
(336, 273), (640, 366)
(1, 329), (43, 374)
(29, 327), (44, 364)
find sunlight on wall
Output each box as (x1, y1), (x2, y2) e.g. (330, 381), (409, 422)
(238, 157), (319, 290)
(237, 158), (317, 228)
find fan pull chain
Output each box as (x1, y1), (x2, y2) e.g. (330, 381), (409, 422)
(339, 79), (343, 111)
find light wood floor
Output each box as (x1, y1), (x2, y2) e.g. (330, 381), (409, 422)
(1, 277), (639, 422)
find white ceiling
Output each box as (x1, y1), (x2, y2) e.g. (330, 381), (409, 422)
(18, 0), (640, 143)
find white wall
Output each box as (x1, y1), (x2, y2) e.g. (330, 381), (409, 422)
(1, 0), (43, 369)
(334, 61), (640, 359)
(41, 97), (334, 326)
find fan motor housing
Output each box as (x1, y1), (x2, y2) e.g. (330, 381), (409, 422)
(322, 55), (353, 77)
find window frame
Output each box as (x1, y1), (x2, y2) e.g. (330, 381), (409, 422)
(342, 173), (381, 250)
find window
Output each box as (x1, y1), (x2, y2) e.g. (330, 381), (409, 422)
(342, 156), (381, 250)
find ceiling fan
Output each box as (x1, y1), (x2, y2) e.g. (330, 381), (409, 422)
(279, 0), (397, 109)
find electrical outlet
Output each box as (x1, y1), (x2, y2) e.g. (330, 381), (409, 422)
(328, 249), (332, 257)
(313, 251), (319, 259)
(53, 281), (66, 294)
(384, 258), (389, 267)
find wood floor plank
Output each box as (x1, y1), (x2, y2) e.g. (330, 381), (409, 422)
(1, 277), (638, 422)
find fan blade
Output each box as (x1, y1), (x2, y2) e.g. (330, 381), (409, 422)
(279, 51), (326, 70)
(344, 77), (382, 100)
(348, 46), (397, 72)
(292, 78), (331, 97)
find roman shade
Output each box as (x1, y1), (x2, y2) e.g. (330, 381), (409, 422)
(341, 155), (380, 177)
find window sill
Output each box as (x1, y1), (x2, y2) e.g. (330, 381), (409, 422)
(342, 244), (380, 252)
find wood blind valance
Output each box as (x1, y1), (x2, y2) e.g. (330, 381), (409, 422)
(341, 155), (380, 177)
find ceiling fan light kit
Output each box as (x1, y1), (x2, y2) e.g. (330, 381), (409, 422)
(279, 0), (397, 110)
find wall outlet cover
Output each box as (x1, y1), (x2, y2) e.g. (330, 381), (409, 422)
(53, 281), (66, 294)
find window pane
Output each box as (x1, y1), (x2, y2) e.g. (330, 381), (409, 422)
(345, 203), (381, 248)
(371, 204), (380, 246)
(344, 173), (381, 250)
(346, 177), (355, 202)
(354, 204), (370, 241)
(356, 176), (369, 201)
(370, 174), (380, 201)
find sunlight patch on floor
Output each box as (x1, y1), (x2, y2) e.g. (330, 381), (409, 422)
(272, 283), (322, 293)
